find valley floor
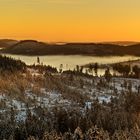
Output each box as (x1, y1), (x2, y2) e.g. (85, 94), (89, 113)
(0, 66), (140, 139)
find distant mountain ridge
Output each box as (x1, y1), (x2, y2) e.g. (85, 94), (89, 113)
(1, 39), (140, 56)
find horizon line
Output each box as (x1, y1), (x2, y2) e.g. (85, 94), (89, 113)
(0, 38), (140, 44)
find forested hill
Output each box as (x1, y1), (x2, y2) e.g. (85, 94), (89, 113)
(1, 40), (140, 56)
(0, 55), (26, 72)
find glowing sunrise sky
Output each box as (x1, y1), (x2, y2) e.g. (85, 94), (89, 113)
(0, 0), (140, 42)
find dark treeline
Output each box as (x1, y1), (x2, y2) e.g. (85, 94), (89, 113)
(113, 64), (140, 78)
(1, 91), (140, 139)
(85, 62), (140, 78)
(0, 55), (26, 73)
(113, 64), (131, 77)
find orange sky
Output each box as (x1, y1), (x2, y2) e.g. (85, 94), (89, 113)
(0, 0), (140, 42)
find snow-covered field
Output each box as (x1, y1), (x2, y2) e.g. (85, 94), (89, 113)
(0, 89), (72, 121)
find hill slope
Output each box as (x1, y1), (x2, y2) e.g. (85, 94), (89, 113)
(0, 39), (18, 48)
(1, 40), (140, 56)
